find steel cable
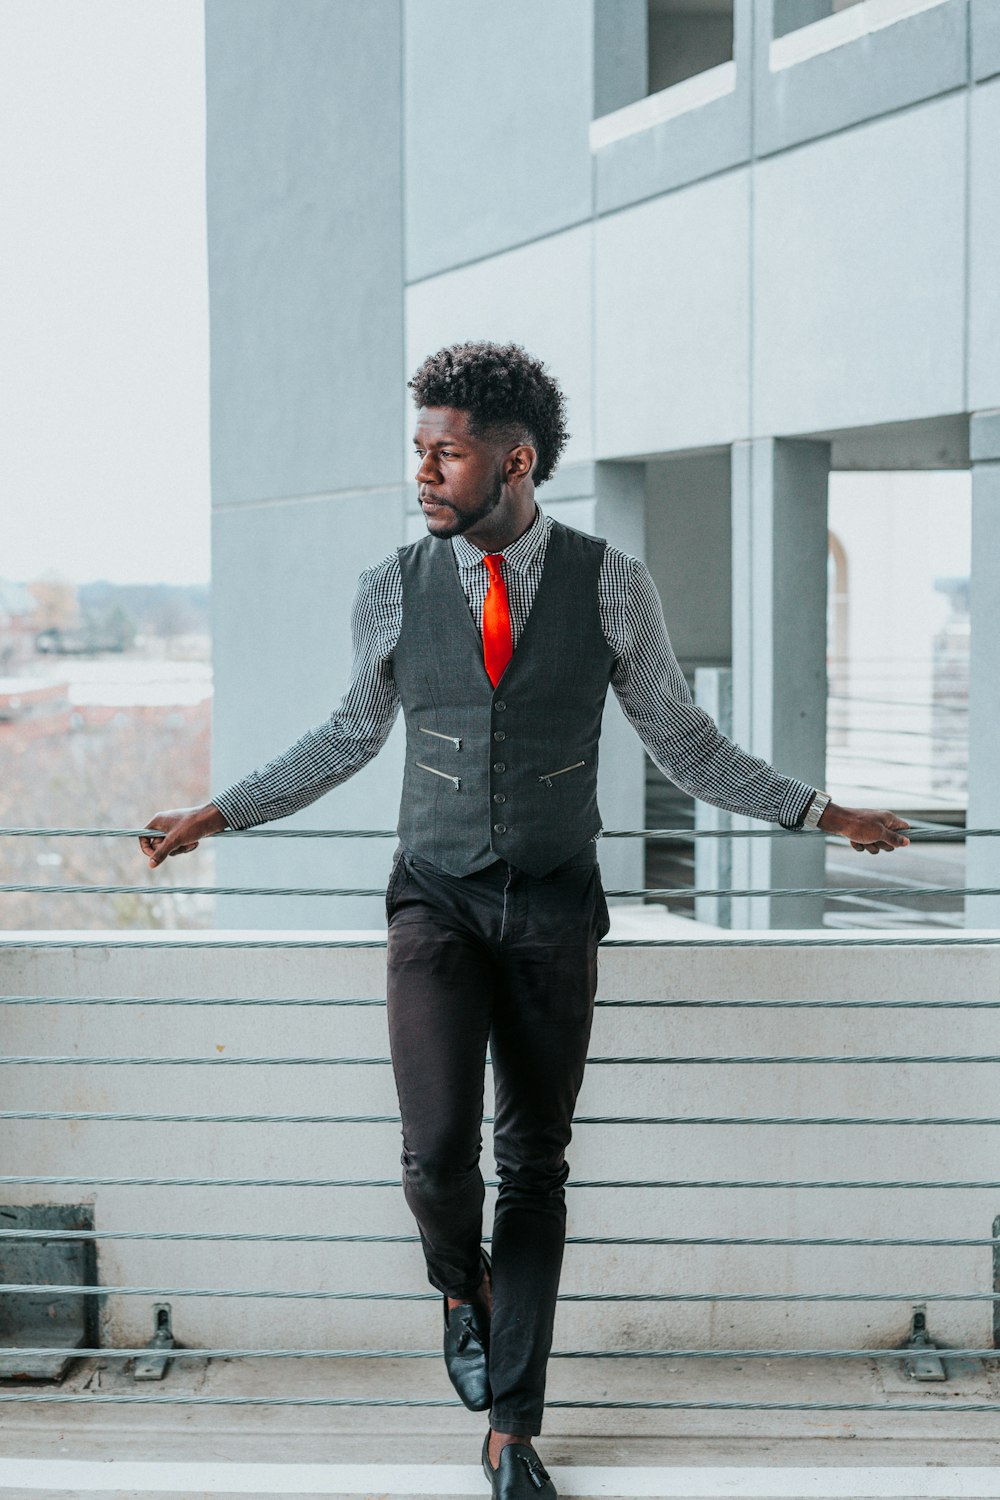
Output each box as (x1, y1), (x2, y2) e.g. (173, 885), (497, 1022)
(0, 822), (989, 839)
(0, 880), (993, 898)
(0, 995), (997, 1008)
(0, 1344), (997, 1361)
(0, 1229), (994, 1247)
(2, 1173), (999, 1188)
(4, 1108), (1000, 1126)
(5, 935), (1000, 948)
(2, 1052), (998, 1065)
(1, 1282), (997, 1303)
(0, 1392), (998, 1411)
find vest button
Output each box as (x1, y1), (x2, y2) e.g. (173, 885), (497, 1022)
(493, 762), (506, 773)
(493, 822), (507, 834)
(493, 793), (506, 804)
(493, 730), (506, 741)
(494, 700), (506, 712)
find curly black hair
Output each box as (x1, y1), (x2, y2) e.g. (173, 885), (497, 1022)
(407, 340), (570, 486)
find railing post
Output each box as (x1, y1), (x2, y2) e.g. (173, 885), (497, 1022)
(967, 412), (1000, 930)
(694, 667), (733, 928)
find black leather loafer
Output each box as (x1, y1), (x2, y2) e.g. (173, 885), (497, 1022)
(442, 1249), (492, 1411)
(481, 1432), (557, 1497)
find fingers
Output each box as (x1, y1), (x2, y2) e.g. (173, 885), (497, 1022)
(140, 822), (185, 868)
(848, 811), (910, 855)
(139, 827), (170, 863)
(147, 831), (178, 868)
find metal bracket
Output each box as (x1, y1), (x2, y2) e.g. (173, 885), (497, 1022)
(902, 1304), (947, 1381)
(133, 1303), (174, 1381)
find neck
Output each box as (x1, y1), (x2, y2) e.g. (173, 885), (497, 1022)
(461, 499), (538, 553)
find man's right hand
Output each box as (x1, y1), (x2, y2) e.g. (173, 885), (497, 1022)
(139, 804), (229, 869)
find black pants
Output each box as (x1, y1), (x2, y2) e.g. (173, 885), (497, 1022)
(385, 844), (610, 1435)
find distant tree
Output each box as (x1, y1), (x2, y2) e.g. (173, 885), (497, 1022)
(149, 594), (197, 642)
(77, 582), (211, 642)
(82, 602), (137, 652)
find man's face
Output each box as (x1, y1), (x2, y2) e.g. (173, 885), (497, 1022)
(412, 406), (506, 541)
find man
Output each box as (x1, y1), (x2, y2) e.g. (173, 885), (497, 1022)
(141, 341), (909, 1499)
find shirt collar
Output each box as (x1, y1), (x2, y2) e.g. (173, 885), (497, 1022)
(450, 506), (551, 575)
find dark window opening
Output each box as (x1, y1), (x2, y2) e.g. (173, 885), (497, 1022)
(647, 0), (734, 94)
(772, 0), (863, 42)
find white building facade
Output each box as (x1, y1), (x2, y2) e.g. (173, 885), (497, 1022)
(205, 0), (1000, 931)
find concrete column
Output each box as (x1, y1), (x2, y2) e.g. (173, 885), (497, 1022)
(966, 411), (1000, 930)
(592, 461), (647, 898)
(206, 0), (407, 931)
(730, 438), (830, 928)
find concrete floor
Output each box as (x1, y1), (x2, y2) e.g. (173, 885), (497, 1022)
(2, 1354), (1000, 1498)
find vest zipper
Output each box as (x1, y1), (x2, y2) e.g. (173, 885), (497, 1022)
(418, 726), (462, 750)
(538, 759), (586, 788)
(416, 761), (461, 790)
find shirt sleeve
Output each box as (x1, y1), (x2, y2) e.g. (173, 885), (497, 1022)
(212, 556), (402, 830)
(603, 551), (817, 829)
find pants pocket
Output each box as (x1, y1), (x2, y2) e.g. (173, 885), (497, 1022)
(385, 850), (411, 921)
(593, 871), (611, 942)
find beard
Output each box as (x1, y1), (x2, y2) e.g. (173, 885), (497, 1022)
(425, 465), (504, 539)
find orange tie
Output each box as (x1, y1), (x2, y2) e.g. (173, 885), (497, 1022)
(482, 554), (513, 687)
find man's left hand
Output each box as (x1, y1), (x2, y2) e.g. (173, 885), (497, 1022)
(818, 802), (910, 854)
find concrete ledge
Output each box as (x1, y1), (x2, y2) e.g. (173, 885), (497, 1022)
(4, 1353), (1000, 1496)
(5, 1459), (1000, 1498)
(770, 0), (952, 72)
(755, 0), (968, 159)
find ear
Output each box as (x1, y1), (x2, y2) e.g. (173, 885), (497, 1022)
(505, 443), (536, 484)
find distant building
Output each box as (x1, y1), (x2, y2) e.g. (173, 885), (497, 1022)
(26, 577), (79, 635)
(0, 581), (40, 674)
(0, 678), (72, 740)
(0, 662), (211, 747)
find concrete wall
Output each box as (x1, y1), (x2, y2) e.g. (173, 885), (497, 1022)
(206, 0), (407, 929)
(3, 932), (998, 1352)
(403, 0), (593, 282)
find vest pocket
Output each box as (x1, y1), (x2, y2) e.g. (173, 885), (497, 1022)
(416, 760), (461, 790)
(418, 726), (462, 750)
(537, 759), (586, 788)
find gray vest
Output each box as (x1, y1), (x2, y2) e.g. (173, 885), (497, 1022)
(393, 520), (616, 877)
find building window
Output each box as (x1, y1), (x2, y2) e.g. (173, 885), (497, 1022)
(771, 0), (947, 68)
(773, 0), (860, 41)
(591, 0), (737, 149)
(647, 0), (734, 94)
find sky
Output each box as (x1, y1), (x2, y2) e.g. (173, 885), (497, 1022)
(0, 0), (210, 585)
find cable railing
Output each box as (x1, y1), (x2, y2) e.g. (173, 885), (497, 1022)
(1, 822), (999, 1415)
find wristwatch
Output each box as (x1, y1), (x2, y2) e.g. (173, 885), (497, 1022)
(801, 791), (832, 831)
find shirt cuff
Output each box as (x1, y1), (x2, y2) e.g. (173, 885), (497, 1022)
(211, 782), (265, 832)
(778, 782), (821, 831)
